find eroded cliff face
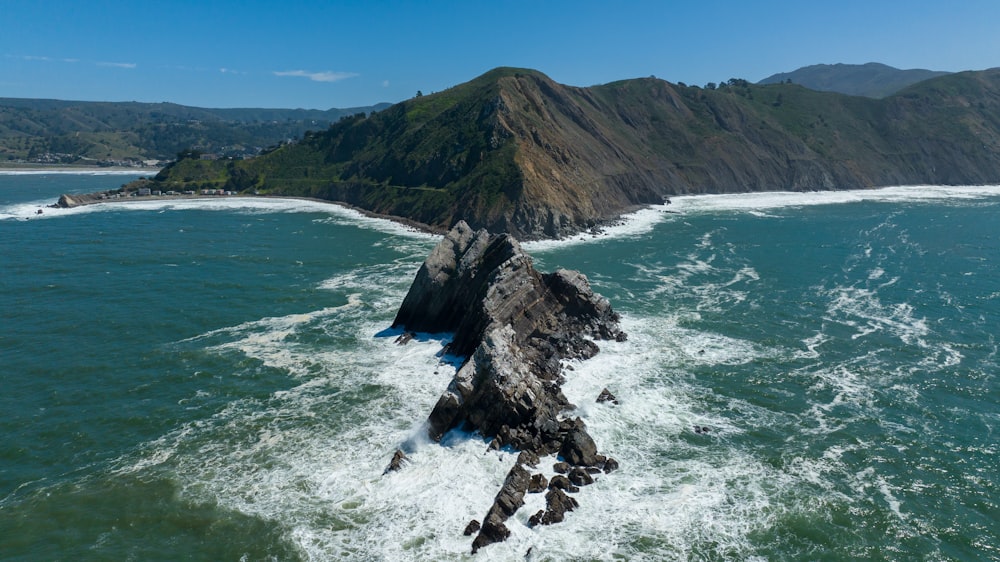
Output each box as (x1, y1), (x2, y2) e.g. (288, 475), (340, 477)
(389, 221), (625, 552)
(140, 67), (1000, 240)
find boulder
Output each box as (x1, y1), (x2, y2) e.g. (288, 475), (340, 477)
(528, 473), (548, 493)
(540, 488), (579, 525)
(383, 449), (408, 474)
(568, 467), (595, 487)
(559, 420), (600, 467)
(548, 475), (579, 494)
(596, 388), (620, 404)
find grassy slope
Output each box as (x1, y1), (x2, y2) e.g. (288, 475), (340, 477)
(142, 68), (1000, 238)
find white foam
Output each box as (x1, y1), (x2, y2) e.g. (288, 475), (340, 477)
(822, 285), (930, 347)
(527, 185), (1000, 251)
(118, 297), (819, 560)
(669, 185), (1000, 214)
(523, 206), (670, 252)
(1, 194), (442, 241)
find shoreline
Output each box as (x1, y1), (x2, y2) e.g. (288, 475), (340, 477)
(33, 182), (1000, 244)
(0, 163), (160, 175)
(49, 190), (447, 237)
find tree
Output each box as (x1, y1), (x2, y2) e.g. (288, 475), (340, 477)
(705, 82), (717, 90)
(416, 90), (424, 97)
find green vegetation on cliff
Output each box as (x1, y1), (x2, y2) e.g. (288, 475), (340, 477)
(139, 67), (1000, 239)
(0, 98), (391, 165)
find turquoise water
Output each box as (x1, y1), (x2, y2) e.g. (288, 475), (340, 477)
(1, 174), (997, 560)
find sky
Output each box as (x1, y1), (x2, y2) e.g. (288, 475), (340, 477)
(2, 0), (999, 110)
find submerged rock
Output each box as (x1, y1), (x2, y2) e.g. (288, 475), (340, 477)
(596, 387), (620, 404)
(383, 449), (409, 474)
(390, 221), (625, 552)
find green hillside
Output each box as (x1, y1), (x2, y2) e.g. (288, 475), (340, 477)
(134, 67), (1000, 239)
(758, 63), (951, 98)
(0, 98), (391, 165)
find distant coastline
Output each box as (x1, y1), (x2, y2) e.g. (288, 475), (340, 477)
(0, 163), (160, 175)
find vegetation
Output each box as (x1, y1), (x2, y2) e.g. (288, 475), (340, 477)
(0, 98), (391, 165)
(757, 62), (951, 98)
(135, 67), (1000, 238)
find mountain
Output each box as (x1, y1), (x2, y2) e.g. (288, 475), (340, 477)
(0, 98), (391, 165)
(134, 67), (1000, 239)
(758, 62), (951, 98)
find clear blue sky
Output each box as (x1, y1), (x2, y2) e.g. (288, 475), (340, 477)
(2, 0), (998, 109)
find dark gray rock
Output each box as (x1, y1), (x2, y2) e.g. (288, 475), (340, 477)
(383, 449), (408, 474)
(596, 387), (620, 404)
(463, 520), (481, 536)
(548, 474), (579, 494)
(528, 473), (548, 493)
(517, 450), (540, 468)
(391, 222), (625, 552)
(568, 467), (595, 487)
(472, 463), (531, 553)
(560, 420), (600, 467)
(540, 488), (579, 525)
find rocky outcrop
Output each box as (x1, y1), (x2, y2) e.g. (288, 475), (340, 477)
(390, 221), (623, 552)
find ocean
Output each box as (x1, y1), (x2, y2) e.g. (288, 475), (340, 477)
(1, 172), (997, 561)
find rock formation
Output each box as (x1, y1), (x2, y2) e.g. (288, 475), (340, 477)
(390, 221), (624, 552)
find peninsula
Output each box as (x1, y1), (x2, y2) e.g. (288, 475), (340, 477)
(116, 66), (1000, 240)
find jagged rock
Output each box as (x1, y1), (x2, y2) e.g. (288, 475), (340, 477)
(391, 222), (625, 551)
(603, 457), (620, 473)
(528, 510), (545, 527)
(552, 462), (570, 474)
(472, 463), (530, 553)
(568, 467), (595, 487)
(596, 388), (620, 404)
(463, 520), (481, 536)
(548, 475), (579, 493)
(471, 519), (510, 554)
(540, 488), (579, 525)
(517, 450), (540, 468)
(528, 473), (548, 493)
(559, 420), (600, 467)
(394, 223), (622, 456)
(383, 449), (408, 474)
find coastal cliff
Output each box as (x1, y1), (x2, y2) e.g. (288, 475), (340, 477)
(133, 66), (1000, 240)
(389, 221), (624, 552)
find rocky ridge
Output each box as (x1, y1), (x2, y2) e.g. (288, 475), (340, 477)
(139, 66), (1000, 240)
(388, 221), (624, 552)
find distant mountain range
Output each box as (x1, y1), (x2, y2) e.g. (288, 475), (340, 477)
(758, 62), (952, 98)
(130, 65), (1000, 239)
(0, 98), (390, 166)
